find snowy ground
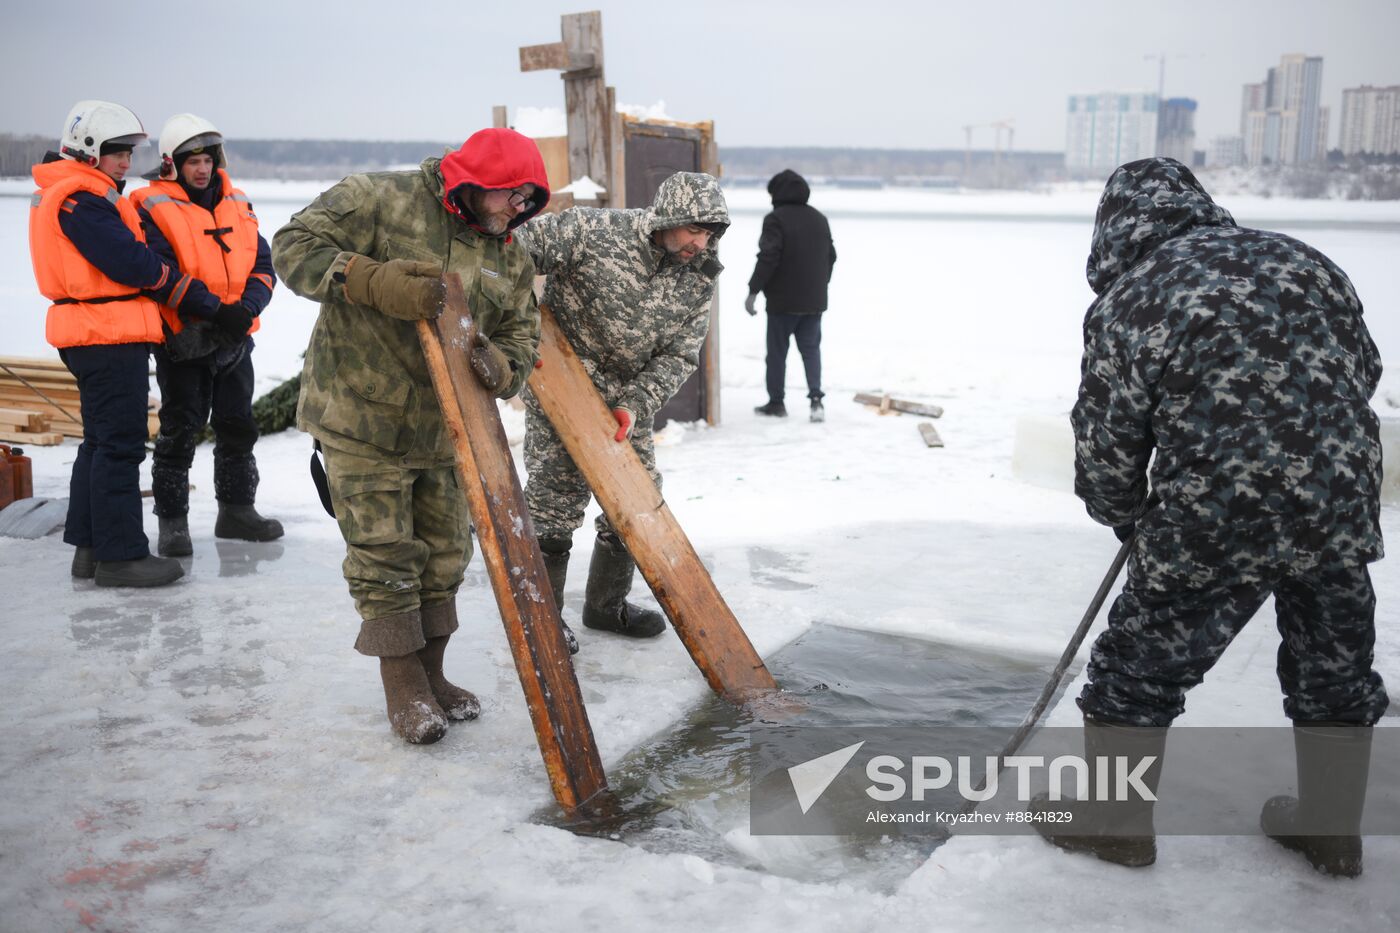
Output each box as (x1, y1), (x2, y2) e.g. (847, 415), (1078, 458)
(2, 182), (1399, 931)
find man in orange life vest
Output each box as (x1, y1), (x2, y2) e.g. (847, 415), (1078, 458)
(29, 100), (223, 587)
(132, 114), (282, 557)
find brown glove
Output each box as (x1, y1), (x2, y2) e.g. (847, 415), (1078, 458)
(341, 257), (444, 320)
(469, 333), (513, 396)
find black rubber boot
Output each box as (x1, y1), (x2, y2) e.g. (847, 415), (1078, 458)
(1030, 717), (1167, 867)
(95, 555), (185, 588)
(71, 547), (96, 579)
(1261, 723), (1372, 878)
(582, 531), (665, 638)
(539, 537), (580, 654)
(754, 401), (787, 417)
(158, 514), (193, 557)
(809, 400), (825, 423)
(215, 503), (284, 542)
(379, 653), (449, 745)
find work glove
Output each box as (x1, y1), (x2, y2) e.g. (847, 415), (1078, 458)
(212, 302), (254, 340)
(341, 257), (444, 321)
(611, 407), (635, 442)
(470, 333), (513, 395)
(1113, 522), (1135, 543)
(744, 292), (758, 316)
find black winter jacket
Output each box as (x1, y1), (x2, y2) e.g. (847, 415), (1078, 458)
(747, 170), (836, 314)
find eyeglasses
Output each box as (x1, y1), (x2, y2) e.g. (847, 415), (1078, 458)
(507, 190), (535, 212)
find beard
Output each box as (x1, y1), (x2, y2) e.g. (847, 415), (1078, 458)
(466, 191), (511, 235)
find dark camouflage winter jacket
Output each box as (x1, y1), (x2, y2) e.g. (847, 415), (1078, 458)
(272, 157), (540, 462)
(517, 172), (728, 421)
(1072, 157), (1383, 586)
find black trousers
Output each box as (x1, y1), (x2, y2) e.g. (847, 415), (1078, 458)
(765, 312), (823, 403)
(59, 342), (152, 561)
(1079, 558), (1389, 728)
(152, 339), (260, 517)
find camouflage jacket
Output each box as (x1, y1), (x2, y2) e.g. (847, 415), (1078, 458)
(272, 157), (540, 462)
(1073, 158), (1383, 586)
(517, 172), (728, 420)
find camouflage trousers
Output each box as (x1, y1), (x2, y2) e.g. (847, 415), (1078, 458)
(523, 405), (660, 541)
(1078, 555), (1389, 727)
(321, 445), (470, 655)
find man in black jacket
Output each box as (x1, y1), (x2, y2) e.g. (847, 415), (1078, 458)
(745, 170), (836, 422)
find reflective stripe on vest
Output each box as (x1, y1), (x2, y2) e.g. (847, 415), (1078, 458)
(132, 170), (262, 336)
(29, 159), (164, 349)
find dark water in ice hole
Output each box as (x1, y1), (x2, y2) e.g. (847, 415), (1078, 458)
(536, 623), (1067, 890)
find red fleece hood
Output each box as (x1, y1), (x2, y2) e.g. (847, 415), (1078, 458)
(440, 128), (551, 232)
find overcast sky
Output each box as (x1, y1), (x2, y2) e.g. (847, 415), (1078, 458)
(2, 0), (1396, 153)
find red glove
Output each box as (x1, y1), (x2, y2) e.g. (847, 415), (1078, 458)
(611, 407), (634, 442)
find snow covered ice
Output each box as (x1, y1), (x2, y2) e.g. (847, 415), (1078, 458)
(2, 181), (1400, 931)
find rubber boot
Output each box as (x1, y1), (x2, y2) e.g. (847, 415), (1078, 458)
(1261, 723), (1372, 878)
(379, 653), (449, 745)
(809, 400), (825, 423)
(582, 531), (665, 638)
(1030, 717), (1167, 867)
(754, 401), (787, 417)
(416, 633), (481, 721)
(158, 514), (193, 557)
(71, 546), (96, 579)
(214, 502), (285, 542)
(94, 555), (185, 588)
(539, 537), (580, 655)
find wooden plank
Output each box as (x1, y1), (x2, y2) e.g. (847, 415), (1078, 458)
(529, 305), (779, 703)
(0, 429), (62, 445)
(0, 356), (69, 372)
(0, 408), (48, 432)
(853, 392), (945, 419)
(919, 422), (945, 448)
(492, 105), (508, 129)
(561, 11), (610, 188)
(519, 40), (570, 72)
(418, 276), (607, 813)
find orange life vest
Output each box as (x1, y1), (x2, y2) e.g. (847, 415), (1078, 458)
(130, 170), (266, 336)
(29, 160), (165, 349)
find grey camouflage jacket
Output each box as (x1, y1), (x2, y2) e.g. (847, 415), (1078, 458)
(1073, 158), (1383, 586)
(517, 172), (728, 420)
(272, 157), (540, 462)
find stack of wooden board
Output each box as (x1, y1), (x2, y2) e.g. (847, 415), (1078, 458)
(0, 355), (160, 443)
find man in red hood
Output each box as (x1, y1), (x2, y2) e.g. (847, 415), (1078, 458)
(273, 129), (549, 745)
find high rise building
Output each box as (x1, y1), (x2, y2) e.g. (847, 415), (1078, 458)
(1156, 98), (1197, 164)
(1339, 85), (1400, 155)
(1065, 92), (1159, 173)
(1240, 54), (1326, 164)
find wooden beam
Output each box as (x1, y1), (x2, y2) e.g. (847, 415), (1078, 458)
(853, 392), (945, 418)
(0, 429), (62, 445)
(520, 41), (570, 72)
(417, 277), (607, 813)
(529, 306), (778, 703)
(0, 409), (48, 432)
(492, 105), (508, 129)
(561, 11), (610, 187)
(919, 422), (945, 448)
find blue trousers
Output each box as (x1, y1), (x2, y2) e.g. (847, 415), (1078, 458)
(59, 343), (153, 561)
(765, 312), (823, 403)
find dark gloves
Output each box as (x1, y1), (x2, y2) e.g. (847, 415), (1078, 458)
(342, 256), (444, 321)
(744, 292), (758, 316)
(212, 302), (254, 340)
(469, 333), (513, 396)
(1113, 522), (1136, 544)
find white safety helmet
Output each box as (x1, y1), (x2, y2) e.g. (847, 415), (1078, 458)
(59, 100), (149, 165)
(156, 113), (225, 179)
